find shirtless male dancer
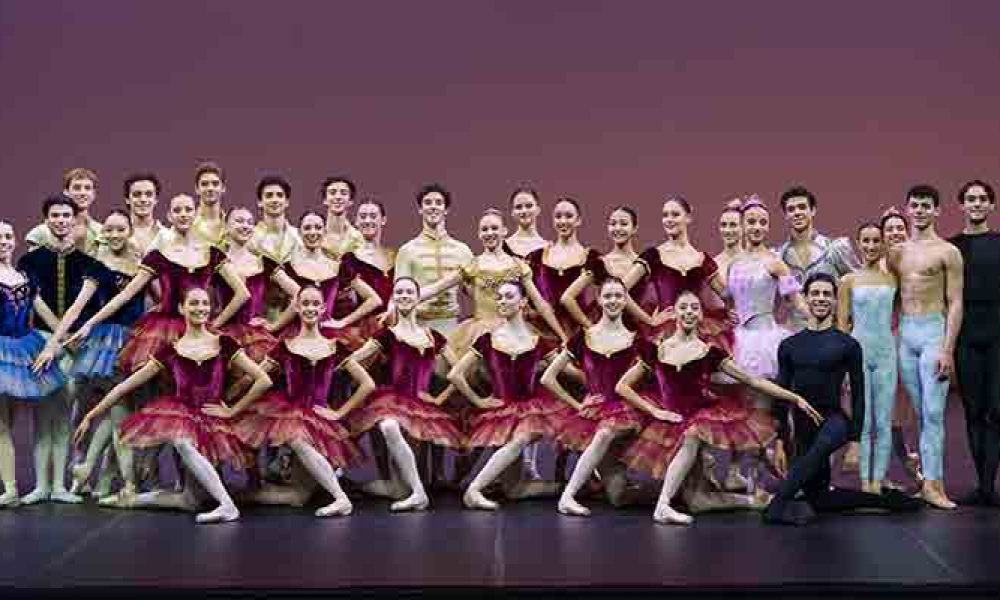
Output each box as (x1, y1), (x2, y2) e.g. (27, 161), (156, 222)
(887, 184), (963, 509)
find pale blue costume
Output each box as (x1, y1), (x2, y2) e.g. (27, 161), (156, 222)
(849, 284), (897, 482)
(898, 312), (948, 481)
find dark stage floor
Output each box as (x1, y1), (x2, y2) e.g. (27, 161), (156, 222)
(1, 400), (999, 594)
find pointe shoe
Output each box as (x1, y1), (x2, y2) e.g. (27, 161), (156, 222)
(0, 490), (20, 508)
(98, 486), (136, 508)
(557, 496), (591, 517)
(195, 504), (240, 524)
(653, 504), (694, 525)
(921, 481), (956, 510)
(463, 489), (499, 511)
(49, 489), (84, 504)
(315, 498), (353, 517)
(20, 488), (51, 505)
(390, 493), (429, 512)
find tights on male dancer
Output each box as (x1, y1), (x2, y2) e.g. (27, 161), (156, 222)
(948, 179), (1000, 506)
(886, 184), (963, 509)
(764, 273), (921, 525)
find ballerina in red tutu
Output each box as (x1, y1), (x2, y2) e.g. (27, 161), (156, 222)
(448, 280), (576, 510)
(235, 286), (370, 517)
(72, 287), (273, 523)
(267, 211), (382, 347)
(615, 290), (821, 525)
(541, 277), (645, 516)
(216, 207), (279, 362)
(342, 276), (463, 512)
(67, 194), (251, 375)
(619, 197), (734, 351)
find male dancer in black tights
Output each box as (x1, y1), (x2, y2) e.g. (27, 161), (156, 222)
(765, 273), (920, 525)
(949, 180), (1000, 506)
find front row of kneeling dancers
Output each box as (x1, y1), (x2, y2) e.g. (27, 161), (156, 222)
(56, 273), (916, 525)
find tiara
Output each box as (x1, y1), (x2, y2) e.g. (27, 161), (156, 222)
(740, 194), (767, 212)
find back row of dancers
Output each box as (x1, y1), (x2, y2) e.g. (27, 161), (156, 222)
(1, 163), (995, 525)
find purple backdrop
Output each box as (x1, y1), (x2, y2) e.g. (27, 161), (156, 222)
(1, 1), (998, 248)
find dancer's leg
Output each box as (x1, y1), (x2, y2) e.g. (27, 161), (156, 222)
(464, 436), (532, 510)
(653, 436), (700, 524)
(172, 439), (238, 523)
(0, 399), (17, 506)
(558, 428), (616, 516)
(288, 440), (352, 517)
(379, 419), (429, 512)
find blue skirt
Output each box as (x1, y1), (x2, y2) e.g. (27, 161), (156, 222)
(69, 323), (128, 382)
(0, 330), (68, 400)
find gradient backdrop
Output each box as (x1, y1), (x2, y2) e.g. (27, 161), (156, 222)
(2, 1), (998, 248)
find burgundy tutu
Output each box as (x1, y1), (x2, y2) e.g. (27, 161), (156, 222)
(467, 391), (575, 448)
(349, 388), (465, 448)
(558, 393), (647, 452)
(235, 390), (361, 468)
(118, 396), (252, 469)
(620, 390), (770, 479)
(116, 314), (185, 375)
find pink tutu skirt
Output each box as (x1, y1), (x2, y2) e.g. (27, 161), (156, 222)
(467, 392), (575, 448)
(118, 396), (252, 469)
(558, 393), (647, 452)
(349, 388), (465, 448)
(234, 391), (361, 468)
(621, 392), (772, 479)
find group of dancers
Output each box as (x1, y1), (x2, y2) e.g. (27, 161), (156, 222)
(1, 163), (996, 526)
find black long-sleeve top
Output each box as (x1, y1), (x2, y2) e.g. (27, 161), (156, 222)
(776, 326), (865, 441)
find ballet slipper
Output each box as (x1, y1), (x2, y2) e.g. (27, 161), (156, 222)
(653, 503), (694, 525)
(195, 504), (240, 524)
(390, 492), (429, 513)
(921, 480), (956, 510)
(315, 497), (353, 517)
(49, 489), (84, 504)
(463, 489), (499, 511)
(750, 488), (773, 510)
(97, 483), (137, 508)
(20, 487), (51, 505)
(557, 495), (591, 517)
(0, 489), (20, 508)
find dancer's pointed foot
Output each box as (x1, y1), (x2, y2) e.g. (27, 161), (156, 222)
(195, 503), (239, 524)
(653, 503), (693, 525)
(463, 489), (498, 511)
(390, 492), (429, 512)
(921, 481), (956, 510)
(316, 497), (353, 517)
(20, 487), (50, 505)
(557, 495), (591, 517)
(97, 484), (136, 508)
(49, 489), (83, 504)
